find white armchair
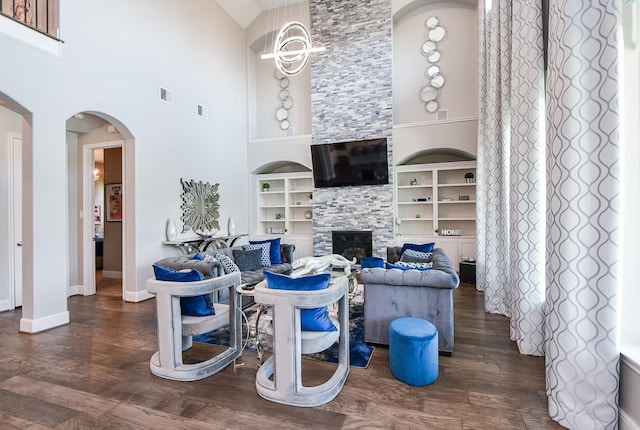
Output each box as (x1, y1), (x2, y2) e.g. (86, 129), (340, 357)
(146, 271), (242, 381)
(253, 275), (350, 407)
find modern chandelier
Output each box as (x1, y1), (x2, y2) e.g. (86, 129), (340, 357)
(260, 1), (325, 77)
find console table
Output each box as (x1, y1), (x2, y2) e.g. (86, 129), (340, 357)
(162, 234), (247, 254)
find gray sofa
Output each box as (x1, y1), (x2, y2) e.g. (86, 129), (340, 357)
(360, 247), (460, 355)
(154, 243), (295, 307)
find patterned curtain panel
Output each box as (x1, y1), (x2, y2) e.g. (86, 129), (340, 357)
(508, 2), (546, 356)
(476, 0), (513, 316)
(478, 1), (621, 427)
(545, 2), (620, 428)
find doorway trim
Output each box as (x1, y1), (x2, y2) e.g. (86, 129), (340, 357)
(82, 140), (125, 297)
(5, 132), (22, 310)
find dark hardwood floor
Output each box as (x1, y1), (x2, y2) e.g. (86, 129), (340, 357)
(0, 274), (565, 429)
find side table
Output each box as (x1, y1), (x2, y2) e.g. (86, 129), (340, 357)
(459, 261), (476, 284)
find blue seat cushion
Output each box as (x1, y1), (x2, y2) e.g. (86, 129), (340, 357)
(152, 264), (214, 317)
(264, 271), (337, 332)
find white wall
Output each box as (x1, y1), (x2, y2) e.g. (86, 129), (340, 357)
(0, 0), (248, 331)
(393, 3), (478, 124)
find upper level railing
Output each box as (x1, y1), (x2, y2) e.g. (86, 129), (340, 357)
(0, 0), (59, 39)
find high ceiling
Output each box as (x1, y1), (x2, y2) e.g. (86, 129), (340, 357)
(216, 0), (305, 29)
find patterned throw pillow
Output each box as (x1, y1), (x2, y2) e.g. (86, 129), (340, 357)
(400, 248), (433, 263)
(386, 261), (433, 271)
(243, 242), (271, 266)
(212, 253), (240, 274)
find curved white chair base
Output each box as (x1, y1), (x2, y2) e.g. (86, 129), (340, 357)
(255, 355), (349, 407)
(146, 272), (242, 381)
(253, 277), (350, 407)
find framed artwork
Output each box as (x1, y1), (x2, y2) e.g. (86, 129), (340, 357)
(94, 204), (102, 224)
(106, 183), (122, 222)
(13, 0), (35, 27)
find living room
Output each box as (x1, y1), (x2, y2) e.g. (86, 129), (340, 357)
(0, 1), (639, 429)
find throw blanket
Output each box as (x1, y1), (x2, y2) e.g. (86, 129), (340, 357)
(290, 254), (356, 278)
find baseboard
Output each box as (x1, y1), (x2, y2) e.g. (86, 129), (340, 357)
(19, 310), (69, 333)
(0, 299), (11, 312)
(620, 410), (640, 430)
(123, 289), (154, 303)
(67, 284), (84, 296)
(101, 270), (122, 279)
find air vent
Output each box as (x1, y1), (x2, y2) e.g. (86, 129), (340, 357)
(159, 86), (174, 105)
(436, 109), (448, 121)
(197, 104), (209, 119)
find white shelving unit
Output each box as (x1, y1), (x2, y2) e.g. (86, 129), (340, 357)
(395, 161), (477, 262)
(253, 172), (314, 257)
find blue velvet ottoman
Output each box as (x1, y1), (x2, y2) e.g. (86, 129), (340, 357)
(389, 317), (438, 386)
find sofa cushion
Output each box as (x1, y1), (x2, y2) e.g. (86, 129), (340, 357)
(400, 249), (433, 263)
(264, 271), (337, 332)
(233, 248), (263, 271)
(250, 237), (283, 264)
(153, 255), (220, 278)
(243, 243), (271, 266)
(152, 265), (215, 316)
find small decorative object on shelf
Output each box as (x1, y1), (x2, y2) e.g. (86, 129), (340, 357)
(465, 172), (475, 183)
(275, 213), (282, 220)
(410, 178), (418, 185)
(268, 227), (287, 234)
(304, 210), (312, 219)
(262, 182), (270, 192)
(440, 228), (463, 236)
(166, 219), (177, 241)
(458, 195), (470, 200)
(227, 217), (236, 235)
(415, 214), (421, 218)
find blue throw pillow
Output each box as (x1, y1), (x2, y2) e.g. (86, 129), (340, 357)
(264, 271), (337, 332)
(385, 261), (433, 271)
(250, 237), (283, 264)
(152, 264), (214, 316)
(361, 256), (384, 268)
(400, 242), (435, 256)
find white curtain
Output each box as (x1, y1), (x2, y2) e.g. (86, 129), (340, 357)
(545, 2), (620, 428)
(477, 0), (620, 428)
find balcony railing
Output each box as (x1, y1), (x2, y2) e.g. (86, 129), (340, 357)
(0, 0), (58, 39)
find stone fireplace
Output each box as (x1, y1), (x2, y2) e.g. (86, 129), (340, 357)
(310, 0), (394, 259)
(332, 231), (372, 263)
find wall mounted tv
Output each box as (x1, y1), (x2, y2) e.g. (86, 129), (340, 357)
(310, 138), (389, 188)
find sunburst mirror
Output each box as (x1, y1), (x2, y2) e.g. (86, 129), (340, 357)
(180, 178), (220, 237)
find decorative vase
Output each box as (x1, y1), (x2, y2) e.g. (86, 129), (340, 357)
(166, 219), (177, 241)
(227, 217), (236, 235)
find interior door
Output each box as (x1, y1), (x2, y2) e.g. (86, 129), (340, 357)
(11, 134), (22, 308)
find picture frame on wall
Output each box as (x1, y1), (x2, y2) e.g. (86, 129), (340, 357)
(106, 183), (122, 222)
(94, 204), (102, 224)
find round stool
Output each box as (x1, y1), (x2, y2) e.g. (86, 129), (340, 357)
(389, 317), (438, 386)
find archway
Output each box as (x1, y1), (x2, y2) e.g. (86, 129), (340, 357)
(66, 111), (136, 301)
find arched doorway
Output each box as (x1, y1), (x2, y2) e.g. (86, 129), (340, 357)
(66, 112), (136, 300)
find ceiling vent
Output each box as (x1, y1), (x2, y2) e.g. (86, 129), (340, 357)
(159, 86), (174, 105)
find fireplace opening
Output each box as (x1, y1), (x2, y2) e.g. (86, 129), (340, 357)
(332, 230), (372, 264)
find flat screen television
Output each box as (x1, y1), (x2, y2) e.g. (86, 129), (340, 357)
(310, 138), (389, 188)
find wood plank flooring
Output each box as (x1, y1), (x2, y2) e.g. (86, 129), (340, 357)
(0, 276), (565, 429)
